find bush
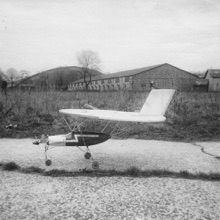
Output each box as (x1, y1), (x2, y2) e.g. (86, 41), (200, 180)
(22, 166), (44, 173)
(0, 101), (3, 112)
(2, 162), (20, 171)
(124, 166), (141, 177)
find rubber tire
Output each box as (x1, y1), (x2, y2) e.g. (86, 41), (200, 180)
(84, 152), (92, 159)
(92, 161), (99, 170)
(45, 159), (52, 166)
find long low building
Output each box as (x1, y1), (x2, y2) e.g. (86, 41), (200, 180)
(68, 63), (206, 91)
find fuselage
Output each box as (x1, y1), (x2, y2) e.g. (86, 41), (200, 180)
(48, 131), (111, 147)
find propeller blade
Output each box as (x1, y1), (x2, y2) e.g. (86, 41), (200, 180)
(33, 134), (47, 145)
(33, 136), (39, 145)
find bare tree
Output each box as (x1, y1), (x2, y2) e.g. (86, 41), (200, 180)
(6, 68), (18, 87)
(19, 70), (30, 79)
(76, 50), (101, 90)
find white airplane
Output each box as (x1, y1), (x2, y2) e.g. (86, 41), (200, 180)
(34, 89), (175, 169)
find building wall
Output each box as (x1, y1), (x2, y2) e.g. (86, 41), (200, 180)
(69, 76), (133, 91)
(68, 64), (203, 92)
(209, 78), (220, 91)
(133, 64), (197, 91)
(205, 72), (220, 92)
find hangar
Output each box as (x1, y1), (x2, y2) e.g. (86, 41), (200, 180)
(68, 63), (200, 91)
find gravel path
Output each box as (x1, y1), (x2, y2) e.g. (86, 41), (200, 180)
(1, 171), (220, 220)
(0, 139), (220, 219)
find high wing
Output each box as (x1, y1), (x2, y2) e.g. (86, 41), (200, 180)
(59, 89), (175, 123)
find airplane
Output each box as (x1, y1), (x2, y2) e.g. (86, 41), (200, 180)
(33, 89), (175, 169)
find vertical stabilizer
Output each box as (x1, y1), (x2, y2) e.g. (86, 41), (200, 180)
(140, 89), (175, 116)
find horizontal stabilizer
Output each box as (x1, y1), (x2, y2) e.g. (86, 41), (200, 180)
(83, 104), (98, 110)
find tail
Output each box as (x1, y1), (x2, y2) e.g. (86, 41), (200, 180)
(140, 89), (175, 116)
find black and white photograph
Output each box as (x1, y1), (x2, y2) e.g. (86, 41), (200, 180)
(0, 0), (220, 219)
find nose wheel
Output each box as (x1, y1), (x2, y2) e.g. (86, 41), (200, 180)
(45, 159), (52, 166)
(43, 144), (100, 169)
(45, 144), (52, 166)
(84, 152), (92, 159)
(84, 147), (99, 170)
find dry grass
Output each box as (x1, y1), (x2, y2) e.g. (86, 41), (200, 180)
(1, 162), (220, 181)
(0, 90), (220, 141)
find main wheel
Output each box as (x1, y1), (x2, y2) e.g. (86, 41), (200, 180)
(84, 152), (92, 159)
(45, 159), (52, 166)
(92, 161), (99, 170)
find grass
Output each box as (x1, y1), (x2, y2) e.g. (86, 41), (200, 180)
(0, 90), (220, 141)
(124, 166), (141, 177)
(2, 161), (21, 171)
(0, 162), (220, 181)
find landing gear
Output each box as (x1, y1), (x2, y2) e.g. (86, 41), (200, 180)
(45, 144), (52, 166)
(83, 147), (99, 169)
(45, 159), (52, 166)
(92, 161), (99, 170)
(43, 141), (99, 169)
(84, 152), (92, 159)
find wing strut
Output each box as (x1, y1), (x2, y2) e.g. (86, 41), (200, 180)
(101, 121), (121, 135)
(101, 121), (111, 133)
(62, 117), (72, 131)
(110, 122), (120, 135)
(74, 119), (90, 131)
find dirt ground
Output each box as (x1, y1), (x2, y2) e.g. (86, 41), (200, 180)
(0, 139), (220, 219)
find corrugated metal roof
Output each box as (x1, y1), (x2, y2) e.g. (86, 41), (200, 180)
(72, 63), (165, 83)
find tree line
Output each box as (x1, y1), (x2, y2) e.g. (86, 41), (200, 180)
(0, 49), (102, 92)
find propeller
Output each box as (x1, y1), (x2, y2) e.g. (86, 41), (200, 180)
(33, 136), (40, 145)
(33, 135), (48, 145)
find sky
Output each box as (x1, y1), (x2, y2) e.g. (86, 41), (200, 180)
(0, 0), (220, 75)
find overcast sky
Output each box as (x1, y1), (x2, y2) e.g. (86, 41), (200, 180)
(0, 0), (220, 74)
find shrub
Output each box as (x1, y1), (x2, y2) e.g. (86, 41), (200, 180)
(179, 170), (190, 178)
(22, 166), (44, 173)
(0, 101), (3, 112)
(2, 162), (20, 171)
(44, 169), (73, 177)
(124, 166), (141, 177)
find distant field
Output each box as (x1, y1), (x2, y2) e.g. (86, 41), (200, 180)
(0, 90), (220, 141)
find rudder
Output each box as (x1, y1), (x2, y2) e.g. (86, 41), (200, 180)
(140, 89), (175, 116)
